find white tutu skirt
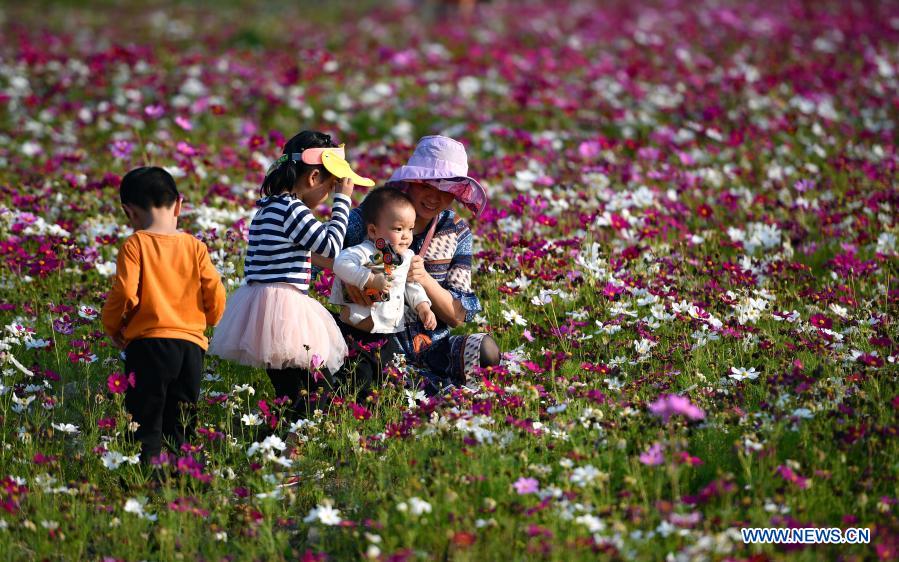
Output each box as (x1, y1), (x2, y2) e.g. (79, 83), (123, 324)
(209, 283), (346, 373)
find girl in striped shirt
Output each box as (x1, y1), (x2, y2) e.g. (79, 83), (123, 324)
(210, 130), (375, 418)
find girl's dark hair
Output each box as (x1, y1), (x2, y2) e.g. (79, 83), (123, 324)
(261, 130), (337, 196)
(359, 186), (415, 226)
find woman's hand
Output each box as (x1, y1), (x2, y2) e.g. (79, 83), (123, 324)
(407, 255), (430, 284)
(345, 283), (374, 307)
(335, 177), (354, 197)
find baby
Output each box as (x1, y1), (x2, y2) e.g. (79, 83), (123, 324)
(330, 186), (436, 333)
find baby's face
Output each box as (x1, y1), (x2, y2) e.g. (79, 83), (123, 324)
(369, 203), (416, 252)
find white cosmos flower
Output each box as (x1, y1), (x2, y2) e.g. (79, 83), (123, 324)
(95, 261), (116, 276)
(255, 488), (284, 500)
(241, 413), (263, 426)
(604, 377), (623, 391)
(501, 308), (528, 327)
(102, 451), (125, 470)
(232, 384), (255, 395)
(575, 242), (607, 278)
(304, 503), (342, 525)
(51, 423), (79, 434)
(633, 338), (656, 355)
(247, 435), (286, 458)
(530, 289), (559, 307)
(404, 389), (427, 408)
(791, 408), (814, 419)
(575, 514), (605, 533)
(829, 303), (848, 318)
(546, 403), (567, 414)
(124, 496), (157, 521)
(773, 310), (801, 322)
(78, 305), (99, 320)
(875, 232), (896, 255)
(397, 497), (432, 517)
(409, 497), (432, 516)
(691, 327), (720, 349)
(729, 367), (759, 382)
(570, 465), (602, 487)
(288, 418), (317, 433)
(11, 393), (35, 413)
(506, 275), (531, 290)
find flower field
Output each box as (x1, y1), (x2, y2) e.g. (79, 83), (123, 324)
(1, 0), (898, 560)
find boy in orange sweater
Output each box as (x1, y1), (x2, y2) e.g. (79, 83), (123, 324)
(102, 167), (226, 464)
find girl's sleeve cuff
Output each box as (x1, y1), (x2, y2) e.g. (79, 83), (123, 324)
(333, 193), (352, 205)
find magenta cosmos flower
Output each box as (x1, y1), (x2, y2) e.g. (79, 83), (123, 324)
(106, 372), (135, 394)
(648, 394), (705, 423)
(809, 314), (833, 329)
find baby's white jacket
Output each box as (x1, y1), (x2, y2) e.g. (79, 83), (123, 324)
(330, 240), (431, 333)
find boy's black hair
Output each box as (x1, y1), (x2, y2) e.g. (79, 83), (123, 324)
(262, 130), (337, 196)
(120, 167), (180, 210)
(359, 186), (415, 226)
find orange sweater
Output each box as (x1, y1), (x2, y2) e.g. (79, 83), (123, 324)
(102, 231), (226, 350)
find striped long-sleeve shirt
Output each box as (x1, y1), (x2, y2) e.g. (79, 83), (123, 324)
(243, 192), (351, 293)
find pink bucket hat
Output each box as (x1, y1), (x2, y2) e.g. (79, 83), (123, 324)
(386, 135), (487, 217)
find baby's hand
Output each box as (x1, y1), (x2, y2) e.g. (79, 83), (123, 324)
(417, 303), (437, 330)
(367, 272), (391, 292)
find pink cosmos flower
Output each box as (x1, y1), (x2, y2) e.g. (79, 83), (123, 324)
(578, 140), (601, 159)
(174, 115), (193, 130)
(144, 104), (164, 118)
(176, 141), (197, 156)
(776, 465), (810, 489)
(648, 394), (705, 423)
(793, 179), (815, 193)
(109, 140), (134, 160)
(639, 442), (665, 466)
(669, 511), (702, 527)
(513, 477), (539, 495)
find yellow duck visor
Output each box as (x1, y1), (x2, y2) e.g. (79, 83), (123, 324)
(291, 144), (375, 187)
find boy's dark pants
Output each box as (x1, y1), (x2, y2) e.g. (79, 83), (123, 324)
(334, 319), (401, 401)
(124, 338), (204, 463)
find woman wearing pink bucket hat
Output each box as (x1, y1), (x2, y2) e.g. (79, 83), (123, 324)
(317, 135), (499, 391)
(386, 135), (488, 219)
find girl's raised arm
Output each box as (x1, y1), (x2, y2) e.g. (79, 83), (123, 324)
(283, 193), (352, 258)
